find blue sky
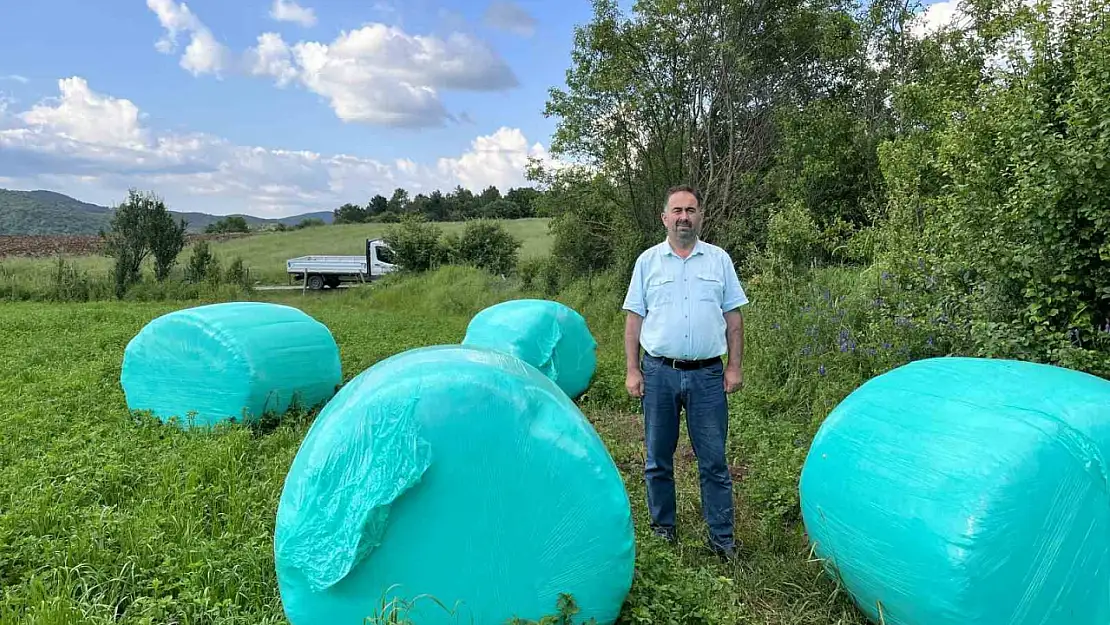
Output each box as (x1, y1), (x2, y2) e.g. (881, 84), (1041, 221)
(0, 0), (601, 217)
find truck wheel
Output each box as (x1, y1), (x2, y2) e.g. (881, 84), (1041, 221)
(307, 275), (325, 290)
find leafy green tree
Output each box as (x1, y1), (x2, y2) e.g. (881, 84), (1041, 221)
(540, 0), (894, 271)
(205, 215), (250, 233)
(876, 0), (1110, 376)
(333, 203), (367, 224)
(446, 186), (480, 220)
(504, 187), (539, 217)
(480, 199), (525, 219)
(100, 189), (186, 297)
(367, 195), (389, 217)
(478, 185), (502, 205)
(387, 188), (410, 214)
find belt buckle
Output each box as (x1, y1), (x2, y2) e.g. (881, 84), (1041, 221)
(671, 358), (689, 370)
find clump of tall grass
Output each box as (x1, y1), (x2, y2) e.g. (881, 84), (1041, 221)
(0, 254), (255, 303)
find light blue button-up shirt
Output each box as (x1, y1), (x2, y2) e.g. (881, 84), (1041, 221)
(621, 239), (749, 361)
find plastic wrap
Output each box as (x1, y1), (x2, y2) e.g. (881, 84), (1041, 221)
(461, 299), (597, 399)
(119, 302), (342, 429)
(799, 356), (1110, 625)
(274, 344), (634, 625)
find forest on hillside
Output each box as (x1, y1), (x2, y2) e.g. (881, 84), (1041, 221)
(332, 185), (543, 224)
(528, 0), (1110, 377)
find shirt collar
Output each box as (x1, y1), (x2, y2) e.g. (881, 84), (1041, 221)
(661, 238), (705, 258)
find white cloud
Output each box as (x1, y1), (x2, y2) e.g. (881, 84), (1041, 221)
(907, 0), (1070, 77)
(484, 1), (537, 37)
(0, 77), (556, 217)
(147, 0), (231, 77)
(143, 0), (517, 127)
(909, 0), (1067, 38)
(245, 33), (299, 87)
(270, 0), (317, 27)
(143, 0), (516, 128)
(1, 74), (29, 84)
(436, 127), (550, 191)
(909, 0), (971, 38)
(245, 25), (518, 127)
(19, 77), (149, 150)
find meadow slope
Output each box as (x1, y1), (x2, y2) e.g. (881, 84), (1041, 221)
(0, 265), (881, 625)
(0, 218), (553, 296)
(207, 218), (553, 284)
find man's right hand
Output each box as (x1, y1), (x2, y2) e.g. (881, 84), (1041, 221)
(626, 368), (644, 398)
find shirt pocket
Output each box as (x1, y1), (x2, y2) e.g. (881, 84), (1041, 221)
(695, 273), (724, 304)
(645, 275), (675, 308)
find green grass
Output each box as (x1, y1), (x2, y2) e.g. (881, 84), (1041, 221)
(0, 265), (884, 625)
(0, 218), (553, 293)
(205, 218), (553, 283)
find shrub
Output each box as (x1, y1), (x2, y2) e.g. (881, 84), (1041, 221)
(224, 257), (251, 288)
(517, 257), (545, 291)
(205, 216), (250, 233)
(385, 217), (523, 276)
(186, 240), (218, 283)
(383, 215), (445, 272)
(763, 201), (822, 272)
(445, 220), (522, 276)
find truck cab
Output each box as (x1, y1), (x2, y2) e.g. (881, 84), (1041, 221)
(286, 238), (398, 290)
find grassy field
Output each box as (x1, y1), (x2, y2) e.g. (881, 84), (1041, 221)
(208, 218), (553, 284)
(0, 218), (552, 293)
(0, 264), (886, 625)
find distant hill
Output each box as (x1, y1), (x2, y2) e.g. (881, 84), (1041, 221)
(0, 189), (335, 235)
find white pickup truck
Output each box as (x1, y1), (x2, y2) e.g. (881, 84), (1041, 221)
(286, 238), (398, 290)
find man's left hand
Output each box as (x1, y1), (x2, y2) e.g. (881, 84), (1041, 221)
(724, 365), (744, 394)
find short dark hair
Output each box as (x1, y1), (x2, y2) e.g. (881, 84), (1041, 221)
(663, 184), (703, 211)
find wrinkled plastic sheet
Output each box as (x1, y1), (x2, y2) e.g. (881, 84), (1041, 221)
(799, 356), (1110, 625)
(274, 344), (635, 625)
(462, 298), (598, 399)
(120, 302), (342, 429)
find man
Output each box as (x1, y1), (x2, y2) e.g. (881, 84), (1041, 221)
(621, 184), (748, 560)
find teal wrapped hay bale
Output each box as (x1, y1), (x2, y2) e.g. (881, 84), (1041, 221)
(120, 302), (342, 428)
(462, 299), (597, 399)
(799, 356), (1110, 625)
(274, 344), (634, 625)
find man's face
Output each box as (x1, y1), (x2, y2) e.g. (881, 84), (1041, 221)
(662, 190), (702, 243)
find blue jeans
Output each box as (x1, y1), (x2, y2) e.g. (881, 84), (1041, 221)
(641, 353), (734, 549)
